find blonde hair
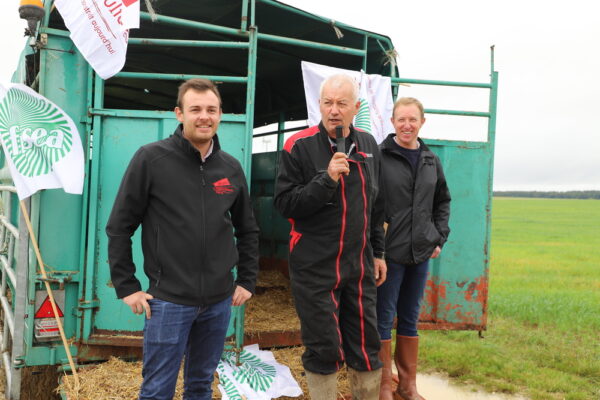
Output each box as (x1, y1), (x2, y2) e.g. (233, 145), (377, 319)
(393, 97), (424, 119)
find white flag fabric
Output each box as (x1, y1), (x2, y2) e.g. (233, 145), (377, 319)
(0, 84), (84, 200)
(218, 344), (303, 400)
(301, 61), (394, 143)
(54, 0), (140, 80)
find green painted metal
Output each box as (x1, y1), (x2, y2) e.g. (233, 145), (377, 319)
(257, 32), (366, 56)
(140, 11), (247, 38)
(114, 71), (248, 83)
(128, 38), (250, 48)
(1, 1), (497, 384)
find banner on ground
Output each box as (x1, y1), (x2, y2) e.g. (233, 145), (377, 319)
(301, 60), (394, 143)
(0, 84), (84, 200)
(54, 0), (140, 80)
(218, 344), (303, 400)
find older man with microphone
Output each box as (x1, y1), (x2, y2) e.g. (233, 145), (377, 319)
(275, 74), (387, 400)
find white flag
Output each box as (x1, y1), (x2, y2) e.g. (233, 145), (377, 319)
(301, 61), (394, 143)
(217, 344), (302, 400)
(54, 0), (140, 80)
(0, 84), (84, 200)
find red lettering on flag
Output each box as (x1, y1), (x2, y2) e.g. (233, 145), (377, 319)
(122, 0), (138, 6)
(34, 296), (64, 319)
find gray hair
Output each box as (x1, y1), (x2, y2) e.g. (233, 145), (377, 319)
(319, 73), (359, 103)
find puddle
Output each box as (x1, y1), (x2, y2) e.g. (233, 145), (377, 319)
(416, 373), (528, 400)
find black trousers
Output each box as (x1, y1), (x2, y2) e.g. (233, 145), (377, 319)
(289, 234), (382, 374)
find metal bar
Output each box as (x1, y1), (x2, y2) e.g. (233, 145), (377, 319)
(277, 113), (286, 151)
(88, 108), (246, 122)
(257, 32), (365, 56)
(254, 124), (308, 139)
(10, 180), (30, 400)
(113, 71), (248, 83)
(241, 0), (249, 31)
(0, 217), (20, 239)
(0, 186), (17, 193)
(39, 27), (70, 38)
(2, 351), (12, 396)
(392, 77), (492, 89)
(0, 297), (14, 337)
(235, 21), (259, 354)
(424, 108), (490, 118)
(362, 35), (368, 71)
(140, 11), (247, 38)
(481, 46), (499, 330)
(82, 73), (105, 341)
(250, 0), (256, 27)
(76, 65), (95, 344)
(128, 38), (249, 48)
(0, 257), (17, 291)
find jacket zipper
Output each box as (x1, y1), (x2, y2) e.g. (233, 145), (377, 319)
(199, 161), (206, 304)
(155, 225), (162, 288)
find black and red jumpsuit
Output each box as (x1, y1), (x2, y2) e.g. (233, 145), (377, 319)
(274, 123), (385, 374)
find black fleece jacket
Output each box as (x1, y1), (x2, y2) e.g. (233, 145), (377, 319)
(380, 134), (451, 265)
(106, 125), (259, 306)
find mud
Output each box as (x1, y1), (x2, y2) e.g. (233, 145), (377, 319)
(417, 373), (528, 400)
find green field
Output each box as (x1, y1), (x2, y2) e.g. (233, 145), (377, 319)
(418, 198), (600, 400)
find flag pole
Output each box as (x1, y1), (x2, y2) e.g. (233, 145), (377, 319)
(18, 200), (79, 387)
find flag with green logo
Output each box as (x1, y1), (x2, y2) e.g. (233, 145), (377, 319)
(301, 61), (394, 143)
(0, 84), (84, 200)
(218, 344), (302, 400)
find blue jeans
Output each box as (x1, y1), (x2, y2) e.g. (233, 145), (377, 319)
(376, 260), (429, 339)
(139, 296), (232, 400)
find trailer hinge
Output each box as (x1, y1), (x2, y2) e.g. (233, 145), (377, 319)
(77, 299), (100, 312)
(36, 270), (79, 289)
(13, 356), (26, 369)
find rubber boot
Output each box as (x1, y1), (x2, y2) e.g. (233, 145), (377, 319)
(304, 370), (337, 400)
(394, 335), (426, 400)
(348, 367), (381, 400)
(378, 340), (394, 400)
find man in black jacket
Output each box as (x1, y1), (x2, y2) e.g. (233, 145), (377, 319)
(376, 97), (451, 400)
(274, 74), (386, 400)
(106, 78), (259, 400)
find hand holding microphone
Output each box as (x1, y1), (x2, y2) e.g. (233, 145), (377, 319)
(327, 125), (350, 182)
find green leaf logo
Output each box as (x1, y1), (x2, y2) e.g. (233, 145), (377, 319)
(0, 87), (74, 177)
(355, 97), (372, 133)
(222, 350), (276, 393)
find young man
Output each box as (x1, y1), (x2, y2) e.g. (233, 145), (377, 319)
(274, 74), (387, 400)
(106, 78), (259, 400)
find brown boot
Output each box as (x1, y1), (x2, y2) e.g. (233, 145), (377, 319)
(378, 339), (394, 400)
(394, 335), (426, 400)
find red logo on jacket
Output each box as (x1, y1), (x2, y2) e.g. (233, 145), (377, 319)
(213, 178), (234, 195)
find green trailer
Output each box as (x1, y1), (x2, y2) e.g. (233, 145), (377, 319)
(0, 0), (498, 398)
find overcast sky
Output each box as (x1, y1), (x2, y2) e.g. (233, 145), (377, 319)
(1, 0), (598, 190)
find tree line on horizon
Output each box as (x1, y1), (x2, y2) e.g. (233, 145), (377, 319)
(493, 191), (600, 199)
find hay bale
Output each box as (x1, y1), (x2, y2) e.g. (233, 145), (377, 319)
(245, 288), (300, 333)
(59, 346), (352, 400)
(256, 269), (290, 290)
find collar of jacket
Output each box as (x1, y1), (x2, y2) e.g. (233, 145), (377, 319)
(380, 133), (431, 157)
(318, 121), (357, 147)
(173, 124), (222, 159)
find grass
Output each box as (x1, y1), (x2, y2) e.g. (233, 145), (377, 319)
(417, 198), (600, 400)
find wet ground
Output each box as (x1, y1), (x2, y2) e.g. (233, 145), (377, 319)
(417, 373), (529, 400)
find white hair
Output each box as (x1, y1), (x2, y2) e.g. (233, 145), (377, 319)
(319, 73), (359, 103)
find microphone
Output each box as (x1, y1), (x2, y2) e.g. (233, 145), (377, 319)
(335, 125), (345, 154)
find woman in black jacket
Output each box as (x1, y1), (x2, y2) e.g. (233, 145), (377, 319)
(377, 97), (451, 400)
